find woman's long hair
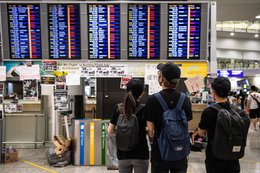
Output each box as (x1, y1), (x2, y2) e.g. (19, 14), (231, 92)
(123, 91), (136, 119)
(123, 79), (144, 119)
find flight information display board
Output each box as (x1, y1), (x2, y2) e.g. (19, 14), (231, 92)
(49, 4), (81, 59)
(8, 4), (41, 59)
(128, 4), (160, 59)
(168, 4), (201, 59)
(88, 4), (120, 59)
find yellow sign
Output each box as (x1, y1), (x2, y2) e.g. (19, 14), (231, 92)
(177, 61), (208, 78)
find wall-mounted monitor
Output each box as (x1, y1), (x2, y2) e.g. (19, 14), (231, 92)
(8, 4), (41, 59)
(128, 4), (160, 59)
(88, 4), (120, 59)
(168, 4), (201, 60)
(48, 4), (81, 59)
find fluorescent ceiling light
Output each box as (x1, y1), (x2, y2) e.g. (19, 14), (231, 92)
(256, 15), (260, 19)
(255, 34), (259, 38)
(230, 32), (235, 36)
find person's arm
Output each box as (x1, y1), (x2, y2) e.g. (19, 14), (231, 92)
(147, 121), (155, 139)
(198, 127), (207, 137)
(107, 123), (116, 135)
(198, 109), (209, 137)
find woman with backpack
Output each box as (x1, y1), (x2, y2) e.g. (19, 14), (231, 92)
(108, 79), (149, 173)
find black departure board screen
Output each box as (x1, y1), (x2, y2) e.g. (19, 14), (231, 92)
(168, 4), (201, 59)
(128, 4), (160, 59)
(88, 4), (120, 59)
(49, 4), (81, 59)
(8, 4), (41, 59)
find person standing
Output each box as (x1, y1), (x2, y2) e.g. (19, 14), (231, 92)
(198, 77), (249, 173)
(108, 79), (149, 173)
(247, 85), (260, 131)
(144, 62), (192, 173)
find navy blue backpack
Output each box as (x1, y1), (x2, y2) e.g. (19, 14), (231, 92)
(155, 93), (190, 161)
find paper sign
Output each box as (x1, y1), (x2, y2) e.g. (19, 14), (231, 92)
(66, 73), (81, 86)
(54, 90), (69, 111)
(0, 66), (6, 81)
(23, 80), (38, 101)
(120, 75), (132, 89)
(184, 76), (205, 93)
(145, 64), (161, 95)
(19, 65), (40, 80)
(41, 75), (55, 85)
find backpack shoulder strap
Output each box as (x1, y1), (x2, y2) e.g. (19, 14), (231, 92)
(176, 93), (186, 109)
(154, 93), (169, 111)
(250, 94), (260, 104)
(210, 103), (222, 111)
(135, 103), (145, 114)
(117, 103), (124, 115)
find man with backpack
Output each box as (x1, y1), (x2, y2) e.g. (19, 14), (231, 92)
(198, 77), (250, 173)
(144, 62), (193, 173)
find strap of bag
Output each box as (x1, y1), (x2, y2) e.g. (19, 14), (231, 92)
(154, 93), (169, 111)
(250, 94), (260, 105)
(176, 93), (186, 110)
(210, 103), (222, 111)
(135, 104), (145, 114)
(118, 103), (144, 115)
(154, 92), (186, 111)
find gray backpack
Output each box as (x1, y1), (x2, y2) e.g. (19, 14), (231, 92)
(116, 104), (144, 151)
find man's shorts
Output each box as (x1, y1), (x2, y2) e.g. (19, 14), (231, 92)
(249, 108), (260, 119)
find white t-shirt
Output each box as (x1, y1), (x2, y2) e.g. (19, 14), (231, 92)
(248, 92), (260, 109)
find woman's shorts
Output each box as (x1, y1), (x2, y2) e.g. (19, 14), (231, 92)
(249, 109), (260, 119)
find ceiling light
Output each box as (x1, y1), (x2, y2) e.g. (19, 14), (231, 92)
(230, 32), (235, 36)
(255, 61), (258, 65)
(255, 34), (259, 38)
(256, 15), (260, 19)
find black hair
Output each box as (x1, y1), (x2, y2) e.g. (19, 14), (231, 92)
(123, 79), (144, 118)
(251, 85), (257, 92)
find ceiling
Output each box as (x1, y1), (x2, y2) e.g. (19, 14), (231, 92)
(205, 0), (260, 21)
(202, 0), (260, 40)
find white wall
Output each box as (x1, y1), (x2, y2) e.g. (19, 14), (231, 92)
(217, 37), (260, 60)
(217, 38), (260, 51)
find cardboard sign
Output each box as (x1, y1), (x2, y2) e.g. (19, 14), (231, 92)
(184, 76), (205, 93)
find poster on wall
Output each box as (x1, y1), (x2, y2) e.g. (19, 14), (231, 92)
(120, 75), (132, 89)
(0, 66), (6, 81)
(41, 75), (56, 85)
(43, 60), (57, 71)
(55, 76), (66, 90)
(54, 90), (69, 111)
(4, 103), (23, 113)
(145, 64), (161, 95)
(19, 65), (40, 80)
(23, 80), (38, 101)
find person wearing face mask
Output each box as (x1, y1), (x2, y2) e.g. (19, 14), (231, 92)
(198, 77), (249, 173)
(143, 62), (193, 173)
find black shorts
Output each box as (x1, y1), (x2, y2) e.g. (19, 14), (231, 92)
(249, 109), (260, 119)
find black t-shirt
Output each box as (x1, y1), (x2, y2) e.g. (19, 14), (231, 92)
(143, 89), (192, 165)
(110, 101), (149, 160)
(199, 102), (240, 168)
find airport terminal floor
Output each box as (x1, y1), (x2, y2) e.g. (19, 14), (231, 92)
(0, 129), (259, 173)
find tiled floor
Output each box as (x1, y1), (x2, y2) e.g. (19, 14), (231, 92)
(0, 130), (260, 173)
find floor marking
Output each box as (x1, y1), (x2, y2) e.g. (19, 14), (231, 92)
(21, 160), (59, 173)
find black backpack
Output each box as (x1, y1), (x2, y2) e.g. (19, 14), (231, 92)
(210, 104), (250, 160)
(115, 104), (144, 151)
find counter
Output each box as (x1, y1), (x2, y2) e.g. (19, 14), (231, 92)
(189, 103), (208, 131)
